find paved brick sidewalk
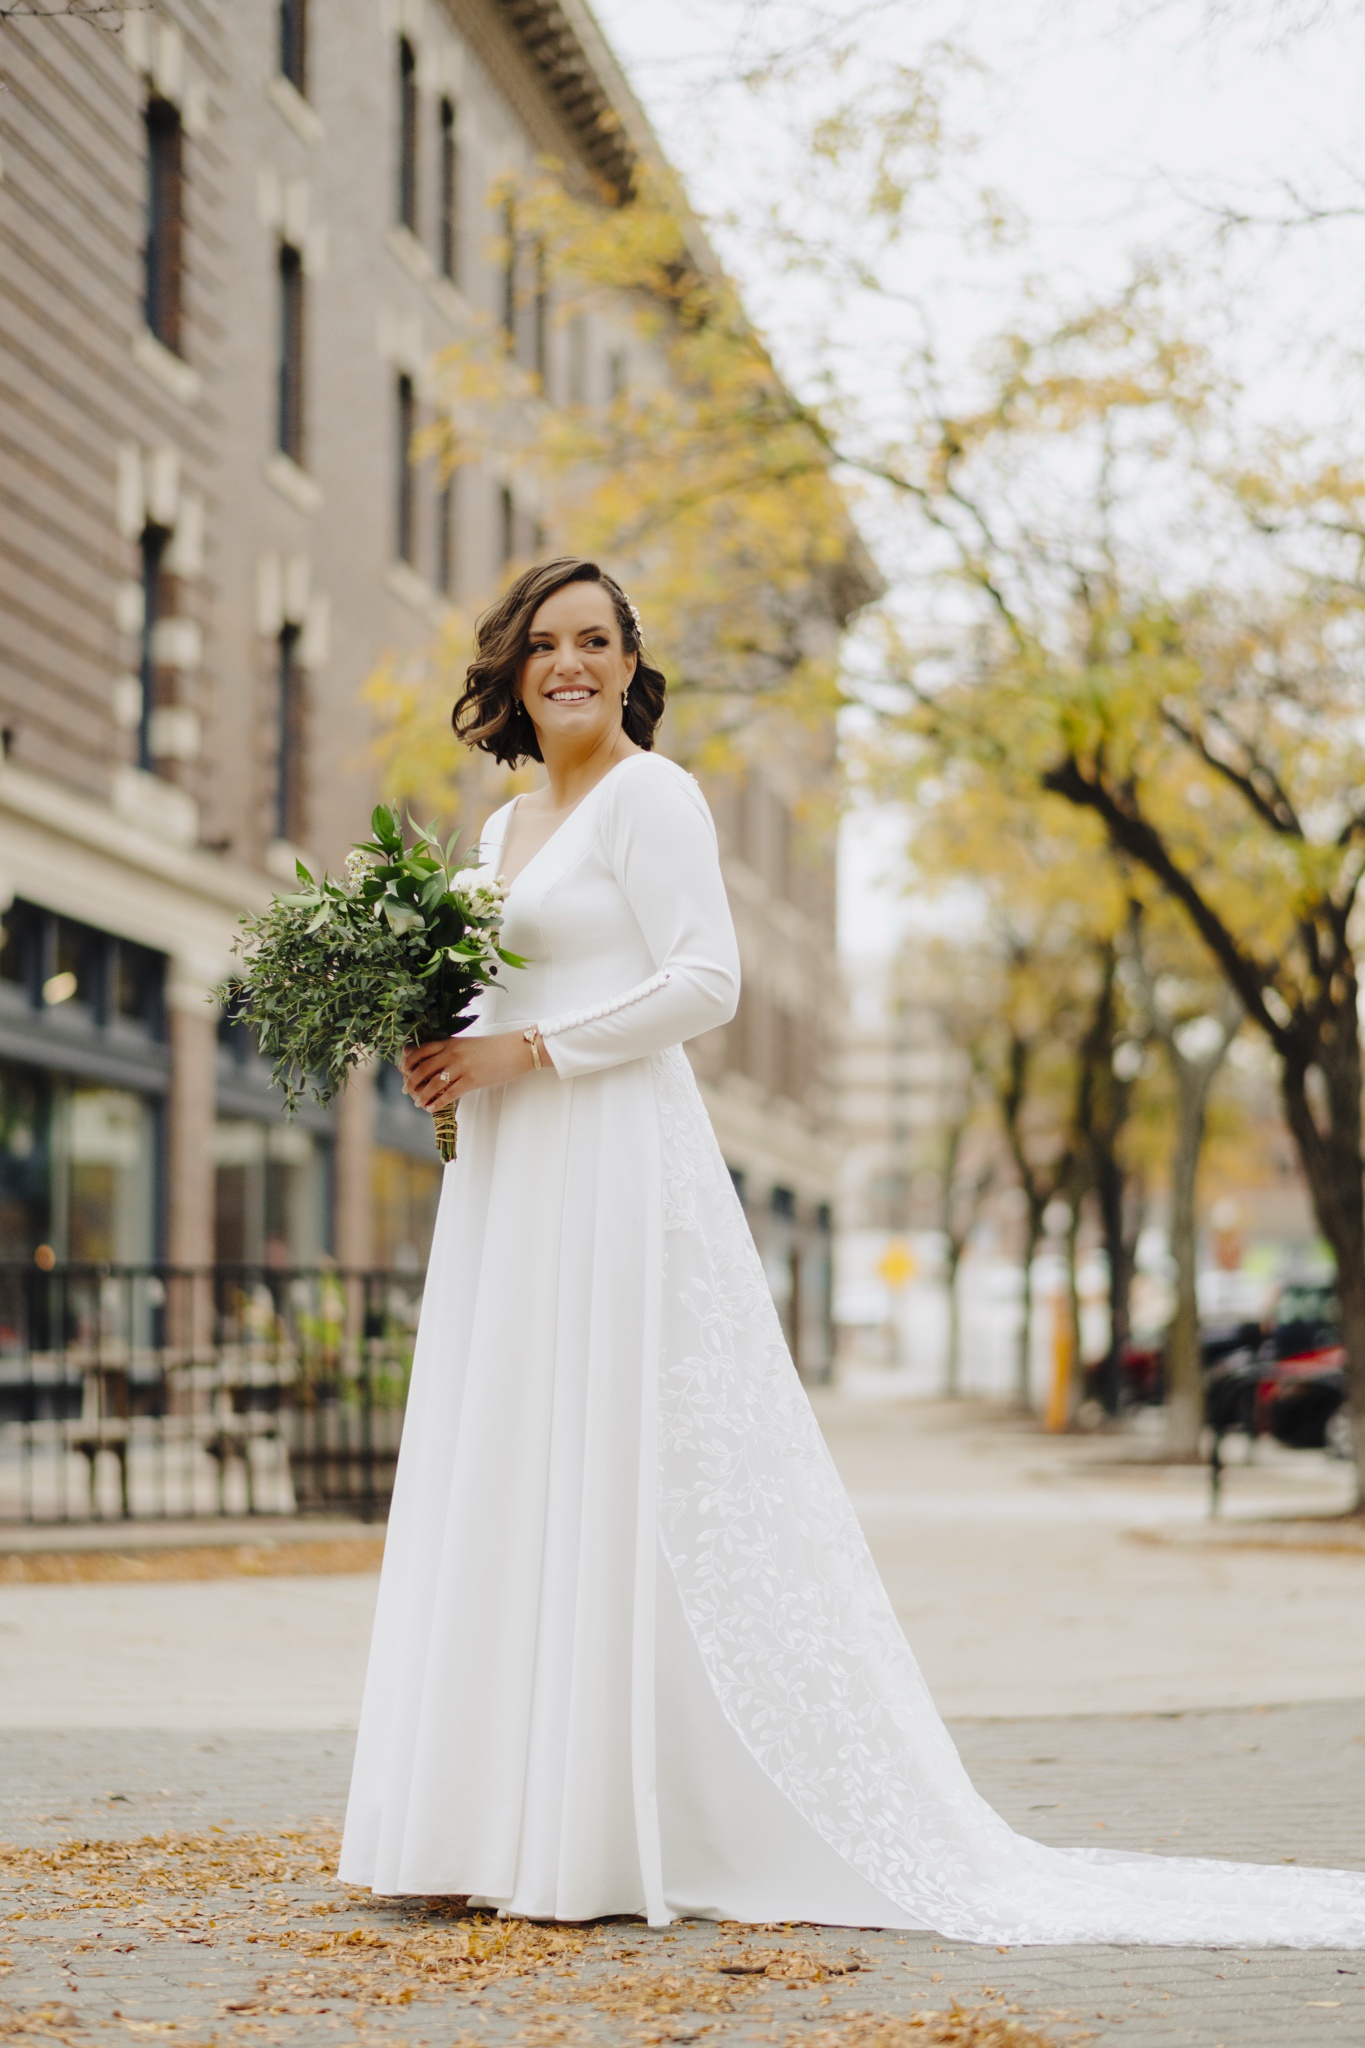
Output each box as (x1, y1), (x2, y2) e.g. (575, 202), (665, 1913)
(2, 1702), (1361, 2048)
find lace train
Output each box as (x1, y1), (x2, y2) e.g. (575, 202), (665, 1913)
(653, 1045), (1365, 1948)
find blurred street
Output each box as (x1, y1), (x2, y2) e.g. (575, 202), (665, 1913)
(2, 1394), (1360, 1729)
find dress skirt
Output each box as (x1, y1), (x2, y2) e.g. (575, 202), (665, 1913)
(340, 1046), (1365, 1946)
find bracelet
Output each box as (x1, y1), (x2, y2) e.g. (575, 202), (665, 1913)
(522, 1026), (543, 1070)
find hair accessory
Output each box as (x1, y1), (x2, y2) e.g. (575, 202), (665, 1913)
(626, 597), (645, 644)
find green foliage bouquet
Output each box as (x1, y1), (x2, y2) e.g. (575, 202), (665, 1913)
(220, 806), (523, 1162)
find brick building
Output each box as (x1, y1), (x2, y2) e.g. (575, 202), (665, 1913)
(0, 0), (859, 1375)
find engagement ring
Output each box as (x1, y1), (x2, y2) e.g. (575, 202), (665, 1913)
(439, 1069), (450, 1083)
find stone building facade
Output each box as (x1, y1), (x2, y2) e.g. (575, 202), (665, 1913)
(0, 0), (852, 1374)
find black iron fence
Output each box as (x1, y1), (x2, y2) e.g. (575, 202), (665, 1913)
(0, 1263), (423, 1525)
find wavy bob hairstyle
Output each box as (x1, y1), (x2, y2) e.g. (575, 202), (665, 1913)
(452, 558), (666, 767)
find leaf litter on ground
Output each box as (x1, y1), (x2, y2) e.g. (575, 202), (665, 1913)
(0, 1826), (1069, 2046)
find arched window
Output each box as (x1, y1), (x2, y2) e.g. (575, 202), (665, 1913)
(144, 97), (184, 354)
(396, 376), (417, 565)
(438, 97), (458, 281)
(277, 243), (306, 467)
(277, 622), (305, 845)
(397, 38), (418, 232)
(279, 0), (308, 95)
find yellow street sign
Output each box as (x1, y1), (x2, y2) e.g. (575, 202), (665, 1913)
(877, 1241), (917, 1290)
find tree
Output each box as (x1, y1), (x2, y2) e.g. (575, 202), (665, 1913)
(363, 159), (875, 824)
(868, 289), (1365, 1503)
(1125, 907), (1242, 1455)
(423, 164), (867, 744)
(368, 102), (1365, 1499)
(920, 1011), (996, 1399)
(907, 790), (1143, 1413)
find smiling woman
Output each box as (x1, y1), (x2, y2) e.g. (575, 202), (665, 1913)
(452, 555), (665, 767)
(398, 559), (670, 1122)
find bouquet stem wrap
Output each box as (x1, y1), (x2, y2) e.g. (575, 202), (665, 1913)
(433, 1102), (458, 1163)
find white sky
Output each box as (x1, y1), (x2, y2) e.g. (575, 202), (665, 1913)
(589, 0), (1365, 952)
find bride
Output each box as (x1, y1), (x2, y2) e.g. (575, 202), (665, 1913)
(340, 556), (1365, 1947)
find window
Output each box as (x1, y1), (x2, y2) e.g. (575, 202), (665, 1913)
(436, 474), (455, 596)
(0, 904), (164, 1042)
(533, 240), (549, 384)
(567, 314), (587, 404)
(113, 940), (165, 1036)
(277, 242), (306, 466)
(397, 37), (418, 232)
(137, 524), (170, 773)
(396, 375), (417, 565)
(276, 623), (305, 845)
(144, 97), (184, 354)
(438, 97), (457, 281)
(0, 1065), (51, 1261)
(372, 1147), (441, 1271)
(279, 0), (307, 95)
(0, 1067), (155, 1266)
(501, 198), (516, 341)
(62, 1087), (157, 1264)
(50, 919), (103, 1018)
(213, 1117), (328, 1267)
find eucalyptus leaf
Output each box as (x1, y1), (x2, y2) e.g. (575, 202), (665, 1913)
(216, 804), (519, 1116)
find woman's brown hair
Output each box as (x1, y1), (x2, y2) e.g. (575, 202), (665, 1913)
(452, 558), (666, 766)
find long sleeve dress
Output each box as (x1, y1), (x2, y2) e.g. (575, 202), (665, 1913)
(340, 751), (1365, 1947)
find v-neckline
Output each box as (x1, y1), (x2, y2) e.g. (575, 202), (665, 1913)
(494, 757), (634, 892)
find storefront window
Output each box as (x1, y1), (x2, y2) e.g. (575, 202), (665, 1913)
(213, 1117), (330, 1267)
(0, 1066), (50, 1258)
(372, 1147), (441, 1271)
(56, 1087), (157, 1263)
(0, 1068), (157, 1263)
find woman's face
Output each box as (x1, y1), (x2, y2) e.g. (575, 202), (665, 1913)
(518, 581), (636, 754)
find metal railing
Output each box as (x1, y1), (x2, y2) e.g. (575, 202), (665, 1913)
(0, 1263), (424, 1526)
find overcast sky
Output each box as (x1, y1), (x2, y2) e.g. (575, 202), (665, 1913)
(589, 0), (1365, 952)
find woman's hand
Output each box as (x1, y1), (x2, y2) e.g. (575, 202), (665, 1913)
(401, 1031), (545, 1114)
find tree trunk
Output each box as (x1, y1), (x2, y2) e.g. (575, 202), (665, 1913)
(1162, 1040), (1238, 1458)
(946, 1244), (963, 1398)
(1279, 1030), (1365, 1509)
(1017, 1209), (1042, 1411)
(1092, 1150), (1132, 1416)
(1165, 1060), (1206, 1458)
(1073, 941), (1133, 1417)
(1064, 1204), (1082, 1426)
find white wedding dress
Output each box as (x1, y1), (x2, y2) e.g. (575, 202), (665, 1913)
(340, 752), (1365, 1947)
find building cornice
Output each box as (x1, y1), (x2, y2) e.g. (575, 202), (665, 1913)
(0, 763), (271, 995)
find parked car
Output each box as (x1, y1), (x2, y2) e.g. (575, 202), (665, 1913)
(1101, 1333), (1165, 1408)
(1093, 1316), (1262, 1413)
(1255, 1351), (1346, 1450)
(1212, 1277), (1346, 1453)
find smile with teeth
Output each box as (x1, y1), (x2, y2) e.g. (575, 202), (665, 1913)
(547, 686), (594, 702)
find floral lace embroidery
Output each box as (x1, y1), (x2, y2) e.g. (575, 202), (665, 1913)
(651, 1044), (1365, 1949)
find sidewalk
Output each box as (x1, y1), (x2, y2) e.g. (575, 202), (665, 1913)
(1, 1706), (1361, 2048)
(9, 1394), (1358, 1727)
(1, 1395), (1361, 2045)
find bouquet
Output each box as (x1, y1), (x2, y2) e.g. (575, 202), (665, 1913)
(219, 805), (523, 1162)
